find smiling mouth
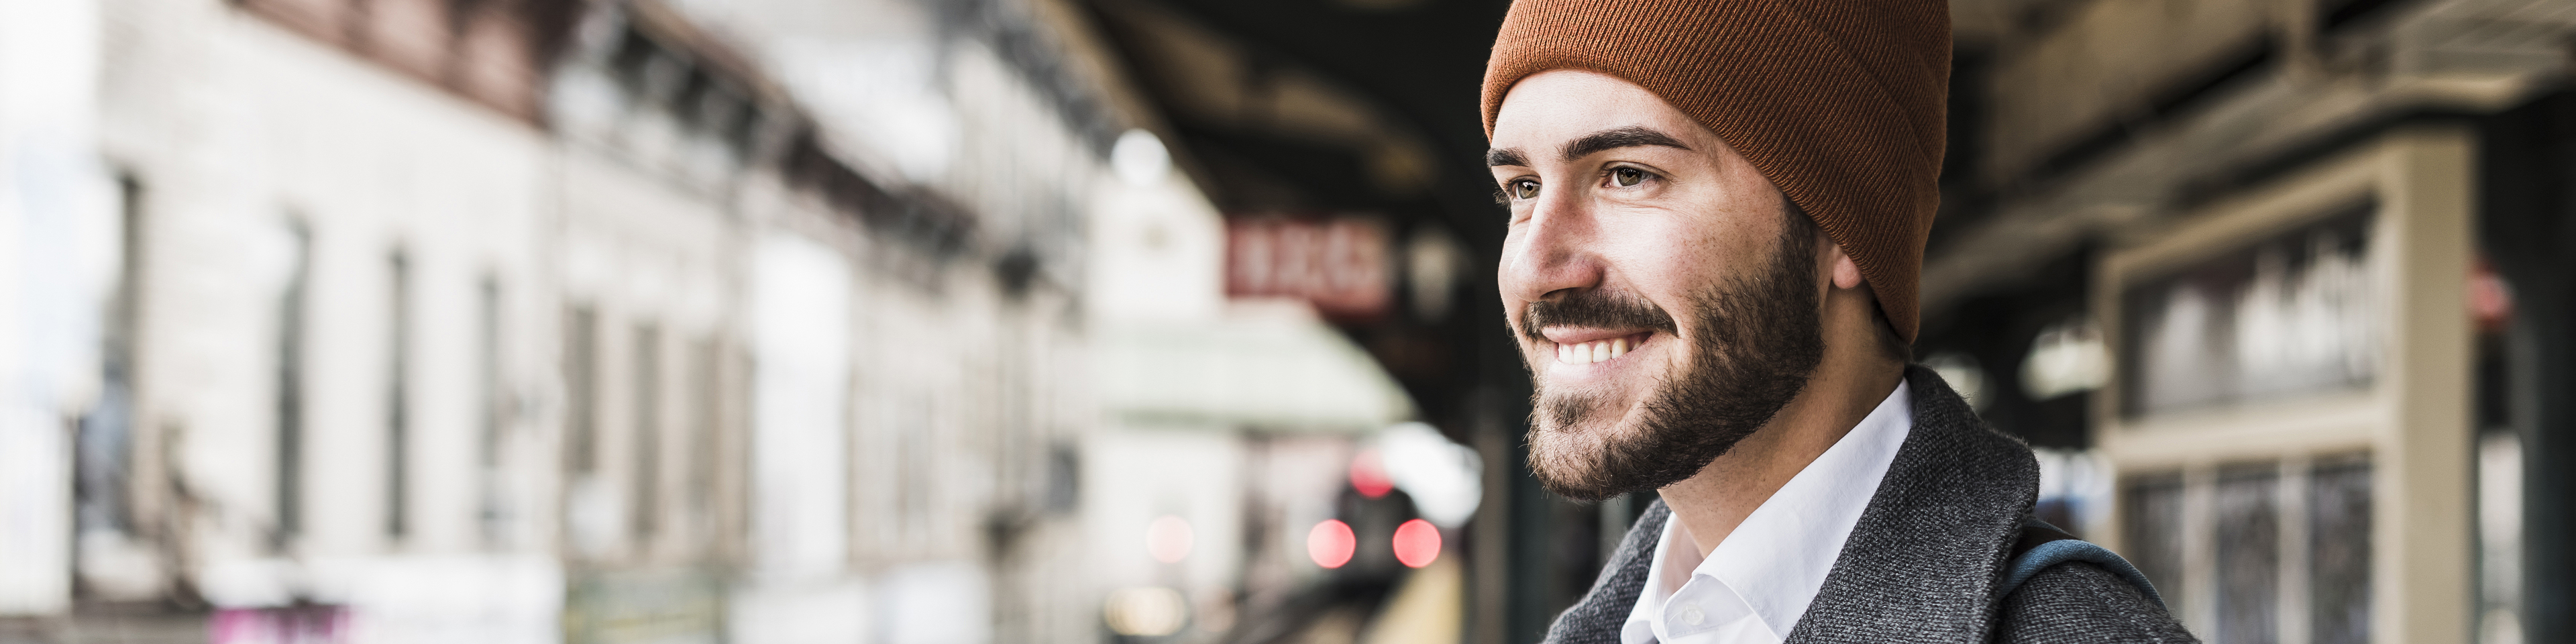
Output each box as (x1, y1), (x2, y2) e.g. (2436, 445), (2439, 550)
(1551, 333), (1652, 366)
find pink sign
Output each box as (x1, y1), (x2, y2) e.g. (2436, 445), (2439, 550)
(1226, 217), (1391, 321)
(210, 605), (349, 644)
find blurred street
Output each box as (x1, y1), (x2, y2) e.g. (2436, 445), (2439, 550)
(1, 0), (2574, 643)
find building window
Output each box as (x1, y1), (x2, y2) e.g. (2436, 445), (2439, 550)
(565, 306), (600, 475)
(633, 324), (661, 544)
(386, 252), (412, 540)
(688, 337), (719, 537)
(478, 277), (505, 547)
(899, 400), (932, 544)
(78, 174), (146, 540)
(274, 221), (312, 548)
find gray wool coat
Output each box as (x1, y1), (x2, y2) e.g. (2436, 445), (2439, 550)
(1540, 365), (2198, 644)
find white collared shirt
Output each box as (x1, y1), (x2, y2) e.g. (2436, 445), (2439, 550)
(1621, 380), (1914, 644)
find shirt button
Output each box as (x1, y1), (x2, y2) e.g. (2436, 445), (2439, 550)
(1679, 606), (1705, 626)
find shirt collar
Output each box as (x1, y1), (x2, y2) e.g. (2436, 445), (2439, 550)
(1621, 378), (1915, 643)
(1623, 518), (1679, 643)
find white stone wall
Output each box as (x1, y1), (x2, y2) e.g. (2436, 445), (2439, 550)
(0, 0), (110, 617)
(89, 1), (562, 640)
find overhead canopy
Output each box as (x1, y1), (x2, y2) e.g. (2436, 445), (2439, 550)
(1093, 305), (1416, 431)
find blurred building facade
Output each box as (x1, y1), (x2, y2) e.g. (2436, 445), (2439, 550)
(0, 0), (1443, 642)
(15, 0), (2576, 643)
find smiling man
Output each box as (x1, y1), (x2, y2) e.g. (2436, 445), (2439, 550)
(1479, 1), (2192, 643)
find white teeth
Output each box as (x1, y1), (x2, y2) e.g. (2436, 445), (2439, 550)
(1553, 339), (1639, 365)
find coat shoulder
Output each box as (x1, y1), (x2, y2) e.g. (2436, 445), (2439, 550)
(1994, 562), (2198, 644)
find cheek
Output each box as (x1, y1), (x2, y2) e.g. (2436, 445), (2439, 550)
(1598, 218), (1725, 292)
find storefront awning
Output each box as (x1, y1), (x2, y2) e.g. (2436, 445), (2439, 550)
(1093, 305), (1414, 431)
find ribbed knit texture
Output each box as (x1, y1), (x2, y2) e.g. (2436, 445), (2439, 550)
(1481, 0), (1950, 342)
(1538, 366), (2198, 643)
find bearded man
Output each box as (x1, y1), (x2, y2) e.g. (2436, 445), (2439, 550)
(1479, 1), (2194, 642)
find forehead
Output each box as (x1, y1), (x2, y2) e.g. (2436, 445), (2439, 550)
(1490, 70), (1720, 153)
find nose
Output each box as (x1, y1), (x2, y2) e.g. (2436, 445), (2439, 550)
(1499, 187), (1603, 305)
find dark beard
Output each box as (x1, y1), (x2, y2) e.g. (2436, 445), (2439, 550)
(1523, 221), (1825, 501)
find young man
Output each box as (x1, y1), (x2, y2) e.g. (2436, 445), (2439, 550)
(1479, 1), (2194, 643)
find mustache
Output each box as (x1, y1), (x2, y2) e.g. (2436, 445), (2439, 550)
(1519, 289), (1677, 343)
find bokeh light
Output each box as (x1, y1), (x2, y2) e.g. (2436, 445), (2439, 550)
(1307, 519), (1356, 569)
(1377, 422), (1484, 528)
(1102, 586), (1187, 637)
(1349, 449), (1393, 498)
(1146, 515), (1193, 564)
(1392, 519), (1440, 568)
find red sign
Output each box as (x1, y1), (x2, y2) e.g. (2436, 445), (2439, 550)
(1226, 217), (1391, 321)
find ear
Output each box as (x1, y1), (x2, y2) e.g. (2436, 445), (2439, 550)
(1820, 235), (1866, 290)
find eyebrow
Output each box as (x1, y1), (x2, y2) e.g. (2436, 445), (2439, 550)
(1559, 125), (1690, 161)
(1484, 125), (1692, 168)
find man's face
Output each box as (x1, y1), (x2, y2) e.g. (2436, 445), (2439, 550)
(1488, 70), (1824, 500)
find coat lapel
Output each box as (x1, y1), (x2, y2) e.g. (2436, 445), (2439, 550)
(1543, 498), (1668, 644)
(1780, 364), (2040, 643)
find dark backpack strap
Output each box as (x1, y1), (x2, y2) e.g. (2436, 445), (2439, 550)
(1998, 515), (2165, 610)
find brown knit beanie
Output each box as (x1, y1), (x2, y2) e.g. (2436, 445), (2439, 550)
(1481, 0), (1949, 343)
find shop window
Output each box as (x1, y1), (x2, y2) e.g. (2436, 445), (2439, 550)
(2098, 129), (2474, 640)
(2118, 458), (2374, 644)
(2213, 464), (2282, 644)
(2121, 205), (2377, 418)
(2121, 472), (2188, 606)
(2309, 455), (2373, 644)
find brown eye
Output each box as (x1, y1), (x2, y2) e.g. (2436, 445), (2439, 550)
(1509, 178), (1541, 200)
(1610, 167), (1647, 187)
